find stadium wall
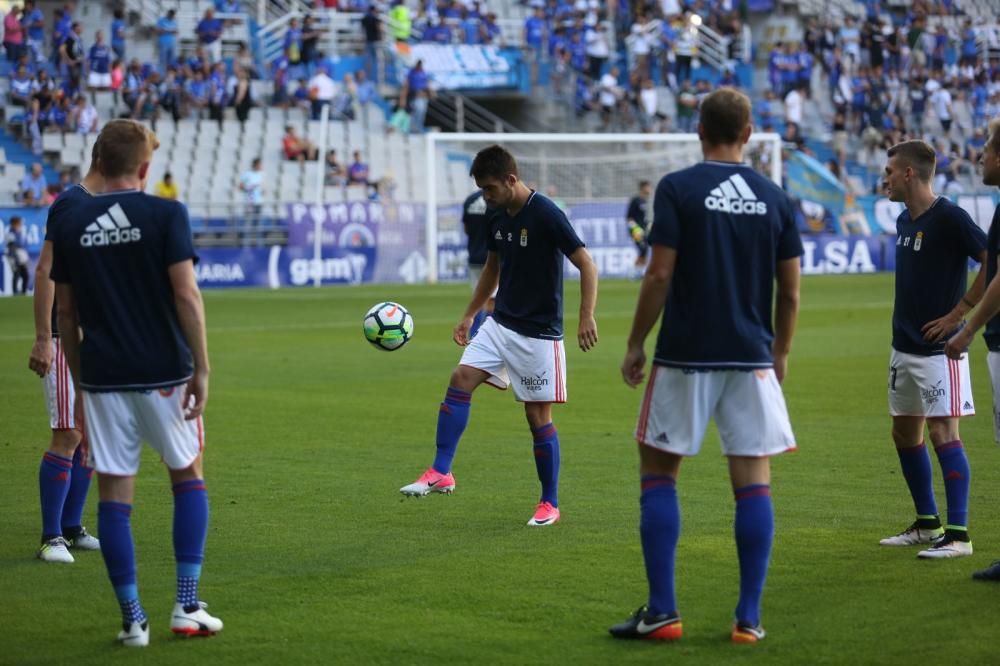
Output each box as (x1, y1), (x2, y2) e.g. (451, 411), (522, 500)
(3, 193), (999, 294)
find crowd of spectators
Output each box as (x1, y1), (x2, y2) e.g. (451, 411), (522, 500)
(776, 1), (1000, 192)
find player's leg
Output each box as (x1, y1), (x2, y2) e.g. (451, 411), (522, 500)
(973, 352), (1000, 579)
(611, 366), (714, 641)
(524, 401), (560, 526)
(714, 369), (795, 644)
(37, 428), (80, 562)
(62, 432), (98, 550)
(138, 387), (222, 636)
(884, 349), (942, 545)
(919, 416), (972, 558)
(728, 455), (772, 644)
(505, 333), (566, 525)
(85, 391), (149, 646)
(37, 338), (85, 561)
(402, 318), (509, 496)
(609, 444), (684, 641)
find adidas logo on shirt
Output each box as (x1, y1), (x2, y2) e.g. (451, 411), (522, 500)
(80, 203), (142, 247)
(704, 173), (768, 215)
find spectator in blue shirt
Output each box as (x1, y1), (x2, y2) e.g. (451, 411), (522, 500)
(111, 9), (126, 59)
(157, 9), (178, 71)
(22, 0), (44, 62)
(271, 52), (290, 105)
(10, 64), (34, 107)
(460, 8), (480, 45)
(21, 162), (46, 201)
(524, 7), (545, 61)
(186, 70), (209, 118)
(284, 17), (302, 65)
(87, 30), (112, 90)
(197, 7), (223, 63)
(960, 20), (978, 68)
(52, 9), (73, 62)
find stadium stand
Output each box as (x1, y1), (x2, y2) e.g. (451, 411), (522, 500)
(0, 0), (998, 243)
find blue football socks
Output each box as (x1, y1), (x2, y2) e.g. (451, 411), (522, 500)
(61, 446), (94, 537)
(639, 475), (680, 616)
(734, 484), (774, 628)
(935, 440), (970, 535)
(98, 501), (147, 625)
(173, 479), (209, 608)
(39, 452), (72, 540)
(897, 443), (939, 519)
(531, 422), (560, 507)
(432, 387), (471, 474)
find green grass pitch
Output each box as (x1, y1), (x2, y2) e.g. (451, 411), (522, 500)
(2, 274), (999, 664)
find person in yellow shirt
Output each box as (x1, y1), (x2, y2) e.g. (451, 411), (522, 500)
(155, 172), (178, 199)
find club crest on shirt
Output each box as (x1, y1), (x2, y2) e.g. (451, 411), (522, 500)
(520, 228), (528, 247)
(914, 231), (923, 251)
(494, 230), (502, 240)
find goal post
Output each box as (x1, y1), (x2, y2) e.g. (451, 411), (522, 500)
(423, 132), (783, 284)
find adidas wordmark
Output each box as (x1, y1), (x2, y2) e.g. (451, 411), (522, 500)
(80, 203), (142, 247)
(704, 173), (768, 215)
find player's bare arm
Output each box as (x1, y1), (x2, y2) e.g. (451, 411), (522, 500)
(622, 245), (676, 387)
(28, 240), (55, 377)
(773, 257), (801, 383)
(923, 249), (988, 342)
(454, 251), (499, 346)
(169, 259), (210, 420)
(567, 246), (598, 352)
(945, 250), (1000, 358)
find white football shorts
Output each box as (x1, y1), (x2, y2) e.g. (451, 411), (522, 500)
(42, 338), (76, 430)
(888, 348), (974, 418)
(635, 365), (797, 457)
(986, 351), (1000, 442)
(82, 385), (204, 476)
(459, 317), (567, 403)
(468, 264), (499, 298)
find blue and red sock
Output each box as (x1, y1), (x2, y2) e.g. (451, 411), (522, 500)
(897, 443), (939, 519)
(639, 475), (679, 616)
(61, 446), (94, 537)
(935, 440), (970, 535)
(173, 479), (209, 608)
(734, 484), (773, 628)
(98, 501), (146, 625)
(39, 451), (72, 540)
(432, 387), (471, 474)
(531, 422), (560, 507)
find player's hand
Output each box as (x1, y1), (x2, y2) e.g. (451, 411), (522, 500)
(944, 327), (973, 360)
(453, 316), (474, 346)
(773, 352), (789, 383)
(621, 345), (646, 387)
(578, 315), (598, 351)
(183, 370), (209, 420)
(28, 338), (53, 377)
(922, 311), (963, 343)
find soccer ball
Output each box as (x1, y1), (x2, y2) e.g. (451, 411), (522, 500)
(363, 301), (414, 351)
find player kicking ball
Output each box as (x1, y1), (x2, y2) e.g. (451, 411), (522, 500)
(400, 144), (599, 526)
(611, 88), (802, 644)
(880, 140), (986, 559)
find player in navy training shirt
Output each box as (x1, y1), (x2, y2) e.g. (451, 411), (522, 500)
(401, 144), (599, 527)
(49, 120), (221, 646)
(27, 150), (103, 563)
(611, 88), (802, 644)
(879, 139), (987, 560)
(462, 189), (493, 337)
(944, 118), (1000, 580)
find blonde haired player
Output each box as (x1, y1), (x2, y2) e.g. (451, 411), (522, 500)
(49, 119), (221, 646)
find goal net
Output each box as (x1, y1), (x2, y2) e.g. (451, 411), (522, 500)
(423, 132), (782, 283)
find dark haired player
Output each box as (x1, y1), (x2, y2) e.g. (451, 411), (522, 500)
(612, 88), (802, 644)
(49, 119), (221, 646)
(879, 139), (986, 559)
(401, 144), (599, 527)
(626, 180), (652, 275)
(27, 147), (104, 563)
